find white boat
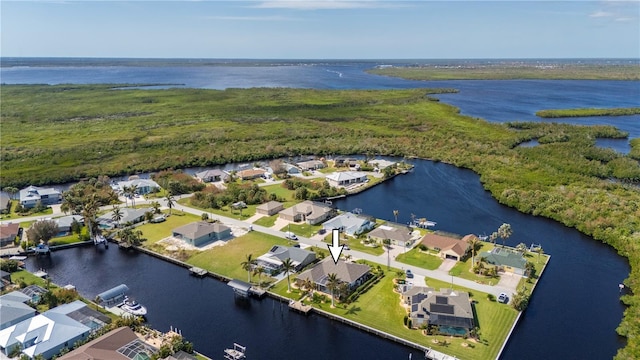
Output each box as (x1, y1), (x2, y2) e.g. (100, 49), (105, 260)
(120, 297), (147, 316)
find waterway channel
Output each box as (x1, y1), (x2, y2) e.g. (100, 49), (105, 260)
(25, 159), (629, 360)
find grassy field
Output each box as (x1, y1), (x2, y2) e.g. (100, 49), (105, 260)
(279, 222), (322, 238)
(135, 211), (201, 245)
(368, 64), (640, 80)
(395, 248), (444, 270)
(321, 233), (385, 256)
(177, 198), (257, 221)
(0, 205), (53, 221)
(252, 214), (277, 227)
(536, 107), (640, 118)
(186, 231), (289, 281)
(271, 266), (517, 360)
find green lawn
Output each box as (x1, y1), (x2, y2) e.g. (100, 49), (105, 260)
(260, 184), (296, 204)
(518, 251), (551, 291)
(272, 267), (517, 360)
(10, 270), (52, 288)
(177, 198), (256, 221)
(136, 212), (201, 245)
(449, 243), (500, 285)
(252, 214), (278, 227)
(186, 231), (289, 281)
(395, 248), (444, 270)
(48, 227), (89, 246)
(322, 233), (385, 256)
(0, 204), (53, 220)
(280, 222), (322, 238)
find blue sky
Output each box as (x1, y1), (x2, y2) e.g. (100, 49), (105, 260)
(2, 1), (639, 58)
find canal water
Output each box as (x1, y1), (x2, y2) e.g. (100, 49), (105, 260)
(25, 159), (630, 360)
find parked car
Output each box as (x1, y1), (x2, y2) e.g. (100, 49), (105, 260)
(497, 292), (509, 304)
(405, 269), (414, 279)
(285, 231), (298, 240)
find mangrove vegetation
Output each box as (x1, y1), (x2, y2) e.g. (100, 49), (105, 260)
(535, 107), (640, 118)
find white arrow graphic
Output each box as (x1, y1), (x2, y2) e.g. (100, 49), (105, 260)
(327, 229), (344, 264)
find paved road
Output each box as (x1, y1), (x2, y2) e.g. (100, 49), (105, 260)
(2, 194), (514, 297)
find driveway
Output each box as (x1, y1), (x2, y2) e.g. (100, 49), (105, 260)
(437, 259), (457, 273)
(496, 272), (522, 293)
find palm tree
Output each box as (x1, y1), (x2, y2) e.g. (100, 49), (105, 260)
(253, 266), (265, 286)
(536, 246), (544, 264)
(151, 201), (161, 214)
(489, 231), (498, 245)
(281, 258), (295, 293)
(3, 187), (18, 200)
(383, 238), (392, 270)
(468, 235), (481, 268)
(111, 205), (123, 228)
(241, 254), (256, 283)
(121, 185), (130, 207)
(326, 273), (340, 308)
(129, 184), (139, 207)
(497, 223), (513, 247)
(301, 278), (316, 297)
(82, 198), (99, 239)
(393, 209), (399, 223)
(165, 193), (176, 215)
(516, 242), (528, 254)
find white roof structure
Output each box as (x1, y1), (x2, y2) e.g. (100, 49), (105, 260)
(116, 179), (160, 191)
(325, 171), (368, 183)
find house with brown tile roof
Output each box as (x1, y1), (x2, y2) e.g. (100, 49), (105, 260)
(0, 223), (20, 247)
(419, 233), (471, 261)
(256, 201), (284, 216)
(237, 168), (267, 180)
(368, 224), (413, 247)
(58, 326), (157, 360)
(278, 200), (336, 225)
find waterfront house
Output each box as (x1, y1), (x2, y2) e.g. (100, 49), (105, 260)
(284, 164), (301, 175)
(0, 223), (20, 247)
(20, 285), (48, 304)
(172, 221), (231, 247)
(97, 207), (153, 229)
(296, 258), (371, 296)
(419, 233), (471, 261)
(367, 158), (396, 170)
(0, 300), (108, 359)
(367, 223), (413, 247)
(116, 179), (160, 195)
(256, 201), (284, 216)
(237, 168), (267, 180)
(19, 186), (62, 209)
(479, 247), (528, 276)
(58, 326), (157, 360)
(54, 215), (84, 236)
(403, 287), (475, 335)
(256, 245), (316, 275)
(278, 200), (336, 225)
(325, 171), (368, 188)
(297, 160), (326, 171)
(322, 212), (375, 237)
(0, 194), (10, 214)
(195, 169), (229, 183)
(0, 291), (36, 331)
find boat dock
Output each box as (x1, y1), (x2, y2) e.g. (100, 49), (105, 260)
(224, 343), (246, 360)
(189, 266), (208, 277)
(288, 300), (312, 314)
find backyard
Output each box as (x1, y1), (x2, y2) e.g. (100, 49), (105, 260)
(449, 242), (501, 285)
(395, 248), (444, 270)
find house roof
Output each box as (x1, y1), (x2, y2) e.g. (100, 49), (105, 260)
(19, 186), (61, 203)
(297, 258), (370, 285)
(420, 233), (470, 257)
(256, 201), (283, 212)
(325, 171), (368, 182)
(322, 212), (371, 233)
(296, 160), (324, 169)
(279, 200), (332, 220)
(55, 215), (84, 229)
(173, 221), (230, 240)
(367, 159), (396, 169)
(368, 225), (412, 242)
(97, 207), (153, 225)
(0, 292), (36, 330)
(0, 194), (10, 211)
(0, 223), (20, 239)
(480, 247), (527, 269)
(116, 179), (160, 190)
(195, 169), (228, 180)
(257, 245), (315, 267)
(58, 326), (154, 360)
(237, 168), (266, 178)
(411, 288), (474, 328)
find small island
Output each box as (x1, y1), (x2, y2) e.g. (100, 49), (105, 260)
(535, 107), (640, 118)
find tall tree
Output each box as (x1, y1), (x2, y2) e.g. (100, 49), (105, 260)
(165, 193), (176, 215)
(301, 278), (316, 297)
(326, 273), (340, 308)
(2, 187), (19, 200)
(536, 246), (544, 264)
(241, 254), (256, 283)
(282, 258), (295, 293)
(111, 205), (123, 228)
(82, 198), (100, 239)
(468, 235), (481, 268)
(393, 209), (399, 223)
(27, 220), (59, 245)
(152, 201), (161, 214)
(489, 232), (498, 245)
(497, 223), (513, 247)
(253, 266), (266, 286)
(383, 238), (392, 270)
(129, 184), (139, 207)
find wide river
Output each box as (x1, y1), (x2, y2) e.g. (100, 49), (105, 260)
(7, 58), (636, 359)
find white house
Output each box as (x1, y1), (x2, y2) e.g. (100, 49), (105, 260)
(325, 171), (368, 188)
(115, 179), (160, 195)
(322, 212), (374, 236)
(19, 186), (62, 209)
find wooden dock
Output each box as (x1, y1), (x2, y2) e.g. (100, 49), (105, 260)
(189, 266), (208, 277)
(249, 287), (266, 298)
(288, 300), (312, 314)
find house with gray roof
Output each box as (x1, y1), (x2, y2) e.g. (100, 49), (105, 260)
(367, 224), (413, 247)
(367, 158), (396, 170)
(325, 171), (368, 188)
(116, 179), (160, 195)
(172, 221), (231, 247)
(0, 300), (98, 359)
(256, 245), (316, 275)
(0, 194), (10, 214)
(19, 186), (62, 209)
(297, 160), (326, 171)
(97, 207), (153, 229)
(296, 258), (371, 296)
(54, 215), (84, 235)
(0, 291), (36, 331)
(404, 287), (475, 335)
(279, 200), (336, 225)
(256, 201), (284, 216)
(480, 247), (528, 276)
(322, 212), (374, 237)
(195, 169), (229, 183)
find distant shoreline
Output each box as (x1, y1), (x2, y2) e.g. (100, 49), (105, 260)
(535, 107), (640, 118)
